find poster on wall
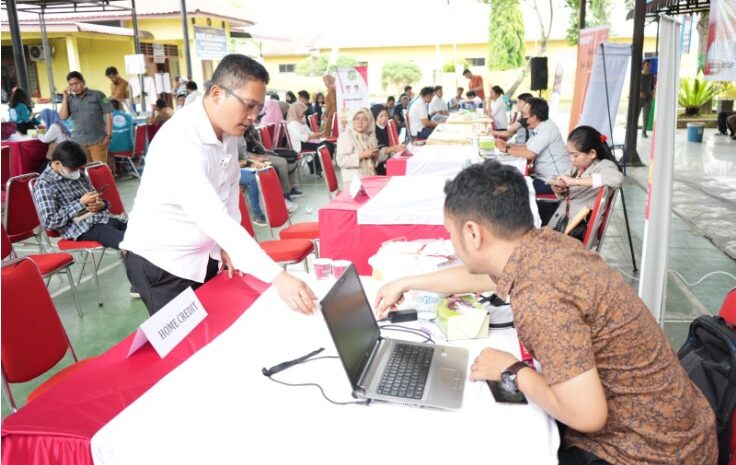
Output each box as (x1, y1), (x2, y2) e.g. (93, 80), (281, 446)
(335, 66), (370, 132)
(569, 26), (610, 131)
(703, 0), (736, 81)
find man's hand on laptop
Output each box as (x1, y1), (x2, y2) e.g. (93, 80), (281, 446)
(374, 279), (407, 318)
(273, 271), (317, 315)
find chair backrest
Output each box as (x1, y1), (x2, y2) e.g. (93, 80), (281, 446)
(308, 114), (320, 133)
(318, 144), (339, 196)
(84, 162), (126, 216)
(258, 126), (274, 150)
(1, 258), (74, 384)
(27, 177), (60, 241)
(272, 122), (286, 149)
(583, 187), (617, 251)
(237, 191), (256, 238)
(330, 113), (339, 138)
(386, 120), (400, 146)
(146, 123), (162, 143)
(256, 167), (290, 229)
(1, 146), (10, 189)
(279, 121), (292, 150)
(3, 173), (40, 240)
(133, 124), (147, 158)
(720, 289), (736, 325)
(403, 109), (412, 139)
(1, 224), (15, 260)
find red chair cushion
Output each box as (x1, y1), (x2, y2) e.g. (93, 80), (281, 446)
(57, 239), (104, 250)
(26, 357), (96, 403)
(26, 252), (74, 275)
(279, 222), (319, 241)
(260, 239), (314, 263)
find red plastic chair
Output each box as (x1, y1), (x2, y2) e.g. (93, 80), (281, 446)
(582, 187), (618, 252)
(84, 162), (127, 217)
(1, 145), (10, 191)
(403, 109), (415, 141)
(308, 114), (320, 133)
(282, 121), (316, 176)
(273, 123), (287, 149)
(326, 113), (338, 143)
(318, 144), (339, 200)
(146, 122), (162, 143)
(109, 125), (144, 179)
(2, 225), (83, 318)
(256, 167), (320, 245)
(258, 126), (274, 151)
(28, 177), (107, 307)
(3, 173), (42, 246)
(1, 258), (93, 411)
(238, 193), (313, 271)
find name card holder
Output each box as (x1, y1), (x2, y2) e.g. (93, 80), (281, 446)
(349, 176), (366, 199)
(127, 287), (208, 358)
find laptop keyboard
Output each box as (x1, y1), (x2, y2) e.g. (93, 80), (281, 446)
(377, 344), (434, 399)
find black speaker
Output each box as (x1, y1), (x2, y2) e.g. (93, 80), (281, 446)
(530, 57), (548, 91)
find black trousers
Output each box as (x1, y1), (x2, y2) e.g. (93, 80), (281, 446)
(532, 177), (555, 195)
(558, 423), (612, 465)
(123, 251), (219, 315)
(77, 218), (127, 249)
(718, 111), (736, 135)
(638, 98), (652, 134)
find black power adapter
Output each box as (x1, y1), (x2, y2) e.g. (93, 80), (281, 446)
(387, 309), (418, 323)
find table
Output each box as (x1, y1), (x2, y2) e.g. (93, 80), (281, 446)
(90, 277), (559, 464)
(4, 139), (48, 178)
(386, 143), (527, 177)
(319, 176), (450, 275)
(1, 273), (270, 465)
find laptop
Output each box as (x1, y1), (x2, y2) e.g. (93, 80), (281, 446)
(320, 264), (468, 410)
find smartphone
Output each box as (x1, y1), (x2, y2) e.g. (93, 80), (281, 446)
(487, 380), (528, 404)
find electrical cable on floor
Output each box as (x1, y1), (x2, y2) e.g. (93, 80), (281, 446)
(614, 267), (736, 287)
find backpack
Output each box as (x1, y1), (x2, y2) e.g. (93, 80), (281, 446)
(678, 315), (736, 465)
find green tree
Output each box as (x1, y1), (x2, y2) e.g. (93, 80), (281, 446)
(295, 53), (357, 76)
(381, 61), (422, 91)
(564, 0), (618, 45)
(442, 58), (471, 73)
(482, 0), (525, 71)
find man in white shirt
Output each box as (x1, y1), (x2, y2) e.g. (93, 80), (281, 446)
(428, 85), (449, 123)
(408, 87), (438, 139)
(496, 97), (570, 194)
(184, 81), (201, 106)
(120, 54), (316, 315)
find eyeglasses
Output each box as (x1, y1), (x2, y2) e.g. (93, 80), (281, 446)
(218, 85), (264, 114)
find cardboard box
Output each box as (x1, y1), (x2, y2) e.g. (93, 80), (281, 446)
(436, 295), (489, 341)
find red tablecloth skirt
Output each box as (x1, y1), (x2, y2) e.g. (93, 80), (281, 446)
(5, 139), (49, 178)
(1, 273), (269, 465)
(385, 156), (409, 176)
(318, 176), (449, 275)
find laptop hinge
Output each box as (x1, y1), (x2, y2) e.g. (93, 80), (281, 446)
(356, 336), (385, 393)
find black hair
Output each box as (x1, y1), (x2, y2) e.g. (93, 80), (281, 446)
(567, 125), (618, 166)
(270, 93), (280, 100)
(186, 81), (198, 91)
(434, 85), (443, 92)
(155, 98), (167, 109)
(110, 98), (122, 111)
(66, 71), (84, 83)
(404, 85), (412, 92)
(51, 141), (87, 169)
(462, 69), (471, 75)
(8, 88), (30, 109)
(466, 90), (476, 98)
(297, 90), (310, 100)
(387, 95), (395, 102)
(457, 87), (464, 92)
(527, 97), (549, 121)
(420, 86), (435, 97)
(206, 54), (270, 96)
(315, 92), (325, 104)
(444, 160), (533, 239)
(399, 93), (408, 100)
(285, 91), (296, 103)
(516, 92), (533, 104)
(491, 85), (504, 95)
(105, 66), (119, 76)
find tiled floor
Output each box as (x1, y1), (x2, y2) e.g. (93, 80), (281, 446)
(3, 129), (734, 417)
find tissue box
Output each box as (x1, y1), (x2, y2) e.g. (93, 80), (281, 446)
(436, 295), (489, 341)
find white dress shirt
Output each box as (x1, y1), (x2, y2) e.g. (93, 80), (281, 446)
(428, 95), (447, 116)
(491, 98), (508, 129)
(408, 99), (429, 137)
(120, 96), (283, 283)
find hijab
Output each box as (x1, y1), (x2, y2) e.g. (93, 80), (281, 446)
(37, 108), (71, 137)
(349, 107), (379, 176)
(260, 99), (284, 127)
(371, 104), (390, 148)
(286, 102), (308, 124)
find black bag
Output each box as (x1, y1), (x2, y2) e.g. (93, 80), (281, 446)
(270, 148), (298, 164)
(552, 193), (588, 241)
(678, 315), (736, 465)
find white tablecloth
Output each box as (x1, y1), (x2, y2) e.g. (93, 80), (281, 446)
(405, 144), (480, 177)
(91, 278), (559, 465)
(357, 176), (450, 225)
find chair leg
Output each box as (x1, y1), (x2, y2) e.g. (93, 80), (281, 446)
(89, 251), (104, 307)
(76, 250), (89, 285)
(126, 157), (141, 179)
(303, 259), (309, 273)
(313, 239), (320, 259)
(65, 267), (84, 318)
(2, 376), (17, 412)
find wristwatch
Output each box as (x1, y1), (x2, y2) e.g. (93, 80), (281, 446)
(500, 361), (530, 393)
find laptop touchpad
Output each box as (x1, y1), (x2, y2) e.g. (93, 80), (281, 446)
(438, 367), (462, 389)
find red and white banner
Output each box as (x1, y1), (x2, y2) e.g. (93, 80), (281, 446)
(335, 65), (370, 132)
(704, 0), (736, 81)
(569, 26), (610, 131)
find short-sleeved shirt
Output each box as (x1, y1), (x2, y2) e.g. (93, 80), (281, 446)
(110, 77), (129, 101)
(109, 110), (134, 152)
(468, 75), (485, 100)
(67, 89), (112, 146)
(525, 119), (571, 181)
(428, 95), (447, 115)
(495, 228), (718, 465)
(9, 103), (32, 123)
(408, 98), (430, 136)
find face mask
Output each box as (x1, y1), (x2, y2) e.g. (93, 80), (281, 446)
(60, 169), (81, 180)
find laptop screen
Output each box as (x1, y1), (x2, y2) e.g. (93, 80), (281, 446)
(320, 264), (381, 390)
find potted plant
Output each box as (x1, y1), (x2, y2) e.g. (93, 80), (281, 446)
(678, 77), (715, 116)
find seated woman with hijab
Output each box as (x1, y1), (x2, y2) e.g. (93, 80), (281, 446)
(260, 98), (285, 145)
(286, 102), (327, 176)
(36, 108), (71, 162)
(371, 104), (405, 175)
(336, 107), (388, 186)
(545, 125), (623, 240)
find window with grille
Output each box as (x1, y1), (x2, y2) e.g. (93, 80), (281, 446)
(468, 57), (485, 67)
(278, 64), (295, 73)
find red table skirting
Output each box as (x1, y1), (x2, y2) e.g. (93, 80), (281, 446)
(1, 273), (269, 465)
(318, 176), (449, 275)
(5, 139), (48, 178)
(385, 156), (409, 176)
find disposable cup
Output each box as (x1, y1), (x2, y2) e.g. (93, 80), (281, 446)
(313, 258), (333, 280)
(331, 260), (352, 278)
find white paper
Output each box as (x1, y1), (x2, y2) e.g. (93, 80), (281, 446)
(124, 54), (146, 75)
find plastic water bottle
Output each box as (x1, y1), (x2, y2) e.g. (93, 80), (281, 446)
(305, 205), (314, 214)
